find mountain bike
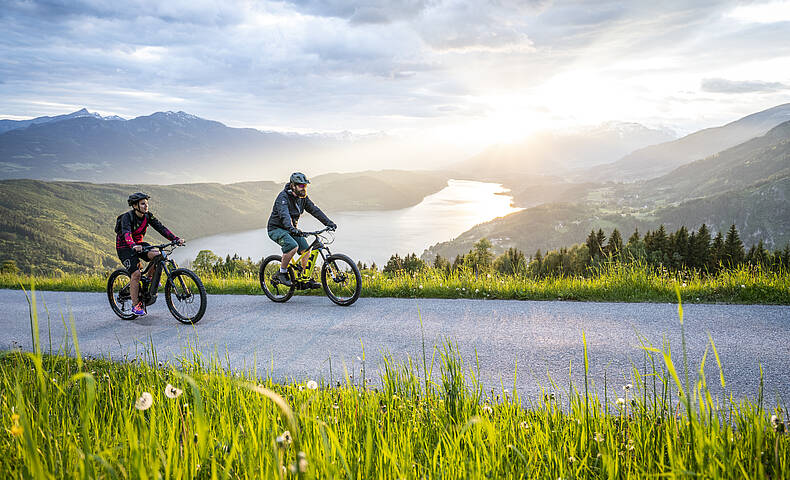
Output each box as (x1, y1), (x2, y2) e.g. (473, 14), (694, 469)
(259, 227), (361, 306)
(107, 240), (207, 323)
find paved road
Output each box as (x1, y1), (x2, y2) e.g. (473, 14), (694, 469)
(1, 289), (788, 403)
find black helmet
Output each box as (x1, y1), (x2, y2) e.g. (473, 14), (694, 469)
(127, 192), (150, 206)
(289, 172), (310, 185)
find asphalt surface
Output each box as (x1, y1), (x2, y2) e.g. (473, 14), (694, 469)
(2, 288), (789, 403)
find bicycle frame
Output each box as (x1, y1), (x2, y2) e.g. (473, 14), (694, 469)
(289, 234), (331, 281)
(139, 244), (180, 306)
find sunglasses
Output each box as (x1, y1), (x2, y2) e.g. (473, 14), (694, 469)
(295, 183), (307, 188)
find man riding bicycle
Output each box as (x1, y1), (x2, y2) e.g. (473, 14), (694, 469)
(115, 192), (185, 316)
(267, 172), (336, 288)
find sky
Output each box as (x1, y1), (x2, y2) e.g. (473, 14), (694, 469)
(1, 0), (790, 152)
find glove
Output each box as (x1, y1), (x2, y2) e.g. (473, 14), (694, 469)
(327, 221), (337, 231)
(289, 228), (303, 237)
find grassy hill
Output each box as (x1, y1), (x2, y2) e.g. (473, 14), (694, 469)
(0, 170), (449, 273)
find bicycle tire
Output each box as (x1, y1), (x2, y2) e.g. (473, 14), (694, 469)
(107, 269), (137, 320)
(259, 255), (296, 302)
(321, 253), (361, 306)
(165, 268), (207, 324)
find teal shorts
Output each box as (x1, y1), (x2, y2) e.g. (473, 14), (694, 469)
(268, 228), (309, 254)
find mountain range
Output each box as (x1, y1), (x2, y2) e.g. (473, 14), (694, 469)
(424, 116), (790, 261)
(0, 109), (384, 184)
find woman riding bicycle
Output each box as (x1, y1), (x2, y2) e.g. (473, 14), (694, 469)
(115, 192), (185, 316)
(267, 172), (336, 288)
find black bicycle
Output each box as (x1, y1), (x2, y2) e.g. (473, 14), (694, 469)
(259, 227), (361, 306)
(107, 240), (207, 323)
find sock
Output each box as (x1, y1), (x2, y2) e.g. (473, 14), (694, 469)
(279, 267), (288, 274)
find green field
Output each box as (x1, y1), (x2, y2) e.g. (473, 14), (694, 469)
(1, 292), (787, 479)
(2, 263), (789, 304)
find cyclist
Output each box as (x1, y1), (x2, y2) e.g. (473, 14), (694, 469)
(267, 172), (336, 288)
(115, 192), (185, 316)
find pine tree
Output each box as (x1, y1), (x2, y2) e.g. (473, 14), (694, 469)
(585, 230), (599, 263)
(710, 232), (724, 272)
(606, 228), (623, 260)
(723, 224), (745, 267)
(692, 224), (711, 271)
(627, 228), (640, 246)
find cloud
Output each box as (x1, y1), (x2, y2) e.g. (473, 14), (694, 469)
(286, 0), (438, 24)
(701, 78), (789, 94)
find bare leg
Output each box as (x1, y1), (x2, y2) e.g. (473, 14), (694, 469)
(281, 247), (297, 269)
(130, 269), (142, 305)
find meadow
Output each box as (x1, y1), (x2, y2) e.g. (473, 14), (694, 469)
(1, 263), (789, 304)
(1, 288), (788, 478)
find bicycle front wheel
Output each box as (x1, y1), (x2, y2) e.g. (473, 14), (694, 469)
(165, 268), (207, 324)
(321, 254), (361, 306)
(259, 255), (295, 302)
(107, 269), (136, 319)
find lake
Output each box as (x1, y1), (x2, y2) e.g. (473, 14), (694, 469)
(172, 179), (522, 266)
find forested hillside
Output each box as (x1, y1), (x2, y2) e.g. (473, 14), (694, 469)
(0, 170), (449, 273)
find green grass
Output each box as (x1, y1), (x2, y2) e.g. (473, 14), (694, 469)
(2, 263), (789, 304)
(1, 289), (788, 478)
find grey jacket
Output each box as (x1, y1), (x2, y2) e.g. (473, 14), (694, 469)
(267, 184), (332, 233)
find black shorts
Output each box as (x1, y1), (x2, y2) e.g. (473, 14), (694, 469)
(117, 243), (150, 275)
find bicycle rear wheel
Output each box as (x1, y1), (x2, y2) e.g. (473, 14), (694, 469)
(259, 255), (295, 302)
(107, 269), (136, 320)
(321, 254), (361, 306)
(165, 268), (207, 324)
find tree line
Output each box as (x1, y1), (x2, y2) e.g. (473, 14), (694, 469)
(383, 224), (790, 277)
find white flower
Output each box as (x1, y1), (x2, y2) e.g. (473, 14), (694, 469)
(135, 392), (153, 411)
(306, 380), (318, 390)
(624, 384), (632, 392)
(481, 404), (493, 414)
(418, 284), (423, 289)
(276, 430), (292, 446)
(741, 284), (746, 288)
(594, 432), (604, 443)
(164, 384), (183, 399)
(616, 398), (625, 406)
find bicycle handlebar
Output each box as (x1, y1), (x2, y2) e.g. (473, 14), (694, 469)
(296, 226), (334, 237)
(141, 239), (182, 252)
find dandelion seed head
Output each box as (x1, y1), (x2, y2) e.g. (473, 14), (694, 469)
(135, 392), (153, 411)
(164, 384), (183, 399)
(616, 397), (625, 406)
(276, 430), (292, 446)
(306, 380), (318, 390)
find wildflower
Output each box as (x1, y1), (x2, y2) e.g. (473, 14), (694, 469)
(276, 430), (292, 446)
(475, 288), (479, 293)
(164, 384), (183, 399)
(568, 456), (576, 464)
(594, 432), (604, 443)
(519, 421), (529, 429)
(135, 392), (153, 411)
(740, 284), (745, 288)
(627, 439), (635, 451)
(289, 451), (308, 473)
(481, 404), (493, 414)
(306, 380), (318, 390)
(10, 424), (23, 437)
(771, 415), (785, 433)
(419, 285), (423, 289)
(616, 398), (625, 407)
(624, 384), (632, 392)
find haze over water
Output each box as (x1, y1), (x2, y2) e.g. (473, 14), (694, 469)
(172, 180), (522, 266)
